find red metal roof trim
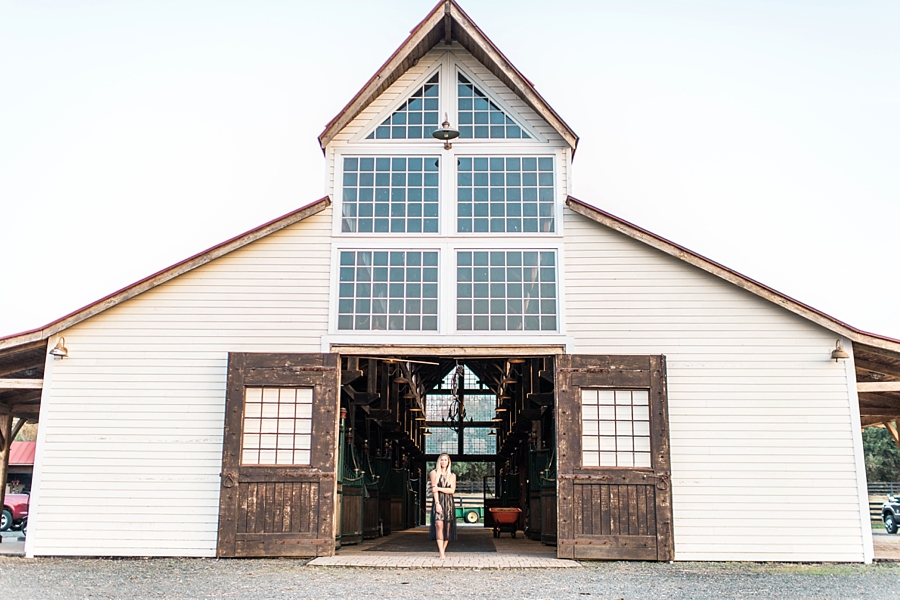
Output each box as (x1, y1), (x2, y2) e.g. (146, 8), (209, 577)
(566, 196), (900, 347)
(0, 197), (331, 346)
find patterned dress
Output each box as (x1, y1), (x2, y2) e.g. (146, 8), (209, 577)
(429, 472), (458, 541)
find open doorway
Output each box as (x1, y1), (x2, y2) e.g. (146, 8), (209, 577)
(335, 355), (557, 553)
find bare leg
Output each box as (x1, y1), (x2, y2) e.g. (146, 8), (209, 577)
(435, 515), (445, 560)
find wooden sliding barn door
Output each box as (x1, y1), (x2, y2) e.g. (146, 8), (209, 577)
(217, 353), (340, 558)
(556, 355), (674, 561)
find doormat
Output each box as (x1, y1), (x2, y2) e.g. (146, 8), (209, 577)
(364, 528), (496, 553)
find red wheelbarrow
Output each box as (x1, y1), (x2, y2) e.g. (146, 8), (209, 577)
(489, 507), (521, 538)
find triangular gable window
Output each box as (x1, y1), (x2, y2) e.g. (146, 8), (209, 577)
(457, 73), (531, 139)
(366, 73), (440, 140)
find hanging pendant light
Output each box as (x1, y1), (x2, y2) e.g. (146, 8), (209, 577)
(432, 113), (460, 150)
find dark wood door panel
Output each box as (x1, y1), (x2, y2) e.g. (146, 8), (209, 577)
(237, 481), (319, 535)
(573, 483), (657, 537)
(561, 535), (658, 560)
(217, 353), (339, 558)
(556, 354), (674, 561)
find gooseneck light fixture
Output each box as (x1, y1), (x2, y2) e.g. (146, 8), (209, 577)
(831, 339), (850, 362)
(49, 338), (68, 359)
(432, 113), (459, 150)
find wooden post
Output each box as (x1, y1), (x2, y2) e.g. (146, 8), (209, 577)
(0, 414), (11, 544)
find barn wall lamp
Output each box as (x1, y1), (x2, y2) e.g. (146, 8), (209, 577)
(49, 337), (68, 359)
(831, 339), (850, 362)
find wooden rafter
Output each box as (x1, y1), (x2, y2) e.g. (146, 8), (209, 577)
(886, 422), (900, 454)
(859, 382), (900, 393)
(0, 379), (43, 390)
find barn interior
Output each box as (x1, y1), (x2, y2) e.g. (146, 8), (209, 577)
(335, 354), (558, 547)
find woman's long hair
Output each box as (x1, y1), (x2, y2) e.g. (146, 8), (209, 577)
(435, 453), (453, 481)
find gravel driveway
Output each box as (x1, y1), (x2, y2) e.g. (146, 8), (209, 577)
(1, 557), (899, 599)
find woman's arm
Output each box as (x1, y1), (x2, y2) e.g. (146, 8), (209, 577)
(434, 475), (458, 494)
(430, 470), (442, 513)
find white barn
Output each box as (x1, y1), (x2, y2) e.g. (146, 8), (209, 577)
(1, 0), (898, 563)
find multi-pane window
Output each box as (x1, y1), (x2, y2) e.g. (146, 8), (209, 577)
(241, 387), (313, 466)
(342, 157), (440, 233)
(367, 73), (440, 139)
(338, 250), (438, 331)
(425, 367), (496, 455)
(424, 427), (496, 455)
(457, 73), (530, 139)
(425, 427), (458, 455)
(456, 250), (557, 331)
(581, 390), (652, 468)
(457, 157), (555, 233)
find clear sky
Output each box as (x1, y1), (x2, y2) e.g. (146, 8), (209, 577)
(1, 1), (898, 339)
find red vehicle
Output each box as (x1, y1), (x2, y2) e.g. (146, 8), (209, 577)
(1, 493), (29, 531)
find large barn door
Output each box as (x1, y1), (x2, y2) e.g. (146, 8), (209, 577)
(216, 353), (340, 558)
(556, 355), (674, 560)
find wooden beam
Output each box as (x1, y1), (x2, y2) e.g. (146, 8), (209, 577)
(0, 379), (42, 390)
(10, 405), (40, 416)
(331, 344), (566, 357)
(443, 1), (452, 45)
(861, 416), (895, 427)
(886, 421), (900, 455)
(858, 382), (900, 393)
(10, 418), (25, 442)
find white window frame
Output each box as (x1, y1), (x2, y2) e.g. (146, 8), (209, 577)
(454, 248), (561, 333)
(453, 63), (544, 143)
(334, 247), (441, 333)
(352, 63), (446, 144)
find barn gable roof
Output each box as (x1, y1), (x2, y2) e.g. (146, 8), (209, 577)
(317, 0), (578, 151)
(566, 196), (900, 353)
(0, 198), (331, 351)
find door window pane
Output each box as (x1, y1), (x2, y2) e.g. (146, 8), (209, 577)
(580, 388), (652, 468)
(241, 387), (314, 465)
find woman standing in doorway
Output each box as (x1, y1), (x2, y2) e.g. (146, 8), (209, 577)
(429, 453), (457, 560)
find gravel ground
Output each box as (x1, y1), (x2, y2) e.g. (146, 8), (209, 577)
(1, 558), (900, 599)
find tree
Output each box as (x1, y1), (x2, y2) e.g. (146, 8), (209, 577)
(14, 423), (37, 442)
(863, 426), (900, 482)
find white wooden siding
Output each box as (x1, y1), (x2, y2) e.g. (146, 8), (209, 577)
(564, 207), (867, 562)
(28, 209), (333, 557)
